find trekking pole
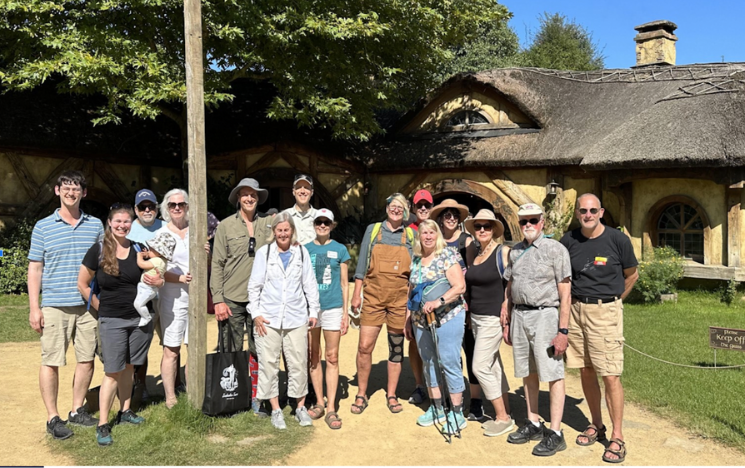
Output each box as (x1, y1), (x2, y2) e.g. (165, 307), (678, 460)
(425, 310), (456, 443)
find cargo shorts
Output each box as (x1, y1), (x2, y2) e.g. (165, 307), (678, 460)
(566, 298), (624, 376)
(40, 305), (98, 367)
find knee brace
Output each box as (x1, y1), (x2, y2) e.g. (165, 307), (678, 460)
(388, 333), (405, 363)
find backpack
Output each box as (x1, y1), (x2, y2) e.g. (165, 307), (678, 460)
(364, 222), (415, 273)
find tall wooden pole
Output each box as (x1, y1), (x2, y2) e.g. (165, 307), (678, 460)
(184, 0), (207, 408)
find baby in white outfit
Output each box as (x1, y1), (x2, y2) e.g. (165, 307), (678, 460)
(134, 232), (176, 326)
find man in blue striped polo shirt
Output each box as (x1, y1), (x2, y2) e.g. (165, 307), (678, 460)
(28, 171), (104, 440)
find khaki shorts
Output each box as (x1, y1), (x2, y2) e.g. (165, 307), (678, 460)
(360, 304), (406, 330)
(566, 299), (624, 376)
(40, 305), (98, 367)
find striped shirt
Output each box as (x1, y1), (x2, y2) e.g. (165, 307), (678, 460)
(28, 209), (104, 307)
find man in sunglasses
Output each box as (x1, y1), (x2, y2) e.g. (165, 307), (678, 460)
(502, 203), (571, 457)
(127, 189), (164, 244)
(559, 194), (638, 464)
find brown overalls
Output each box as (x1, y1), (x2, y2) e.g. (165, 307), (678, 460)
(360, 228), (412, 330)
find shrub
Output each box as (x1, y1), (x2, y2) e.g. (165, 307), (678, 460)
(720, 278), (739, 306)
(634, 246), (684, 303)
(0, 218), (35, 294)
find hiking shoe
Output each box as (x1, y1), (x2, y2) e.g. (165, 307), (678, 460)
(416, 406), (446, 427)
(252, 399), (269, 419)
(116, 409), (145, 425)
(483, 418), (515, 437)
(96, 423), (113, 446)
(507, 419), (546, 444)
(46, 416), (73, 440)
(408, 386), (427, 405)
(271, 409), (287, 430)
(533, 430), (567, 457)
(68, 407), (98, 427)
(467, 398), (485, 421)
(440, 411), (468, 434)
(295, 407), (313, 427)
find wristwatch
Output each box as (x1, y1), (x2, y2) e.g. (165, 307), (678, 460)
(558, 328), (569, 335)
(439, 296), (446, 306)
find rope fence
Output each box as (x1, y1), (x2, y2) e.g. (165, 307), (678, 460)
(624, 343), (745, 369)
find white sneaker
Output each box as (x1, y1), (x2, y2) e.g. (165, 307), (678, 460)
(295, 407), (313, 427)
(271, 409), (286, 430)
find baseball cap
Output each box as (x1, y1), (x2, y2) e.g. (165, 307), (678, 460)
(313, 208), (335, 223)
(293, 174), (314, 188)
(517, 203), (544, 217)
(413, 189), (433, 204)
(135, 189), (158, 205)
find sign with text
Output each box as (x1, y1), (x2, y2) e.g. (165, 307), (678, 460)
(709, 327), (745, 351)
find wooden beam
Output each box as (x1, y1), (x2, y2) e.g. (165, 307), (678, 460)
(727, 188), (742, 267)
(331, 175), (363, 199)
(0, 203), (24, 216)
(309, 153), (318, 179)
(400, 173), (429, 198)
(683, 264), (745, 281)
(0, 144), (181, 169)
(236, 154), (247, 179)
(208, 145), (275, 163)
(243, 151), (281, 176)
(95, 161), (131, 202)
(280, 152), (311, 175)
(607, 183), (633, 235)
(484, 169), (535, 207)
(83, 160), (95, 190)
(5, 152), (40, 199)
(21, 158), (85, 218)
(184, 0), (207, 409)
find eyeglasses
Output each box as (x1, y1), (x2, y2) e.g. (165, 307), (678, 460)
(388, 206), (404, 213)
(110, 202), (133, 210)
(578, 208), (601, 215)
(415, 203), (432, 210)
(473, 223), (493, 231)
(519, 218), (541, 226)
(314, 219), (332, 226)
(137, 203), (157, 212)
(442, 211), (459, 220)
(59, 186), (83, 194)
(168, 202), (187, 210)
(248, 237), (256, 257)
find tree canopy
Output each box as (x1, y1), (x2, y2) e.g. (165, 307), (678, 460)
(522, 12), (605, 71)
(0, 0), (510, 142)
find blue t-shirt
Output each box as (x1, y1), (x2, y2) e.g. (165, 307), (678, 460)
(279, 250), (292, 270)
(304, 240), (351, 310)
(127, 219), (164, 244)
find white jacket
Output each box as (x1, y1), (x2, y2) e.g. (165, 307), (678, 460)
(248, 242), (320, 329)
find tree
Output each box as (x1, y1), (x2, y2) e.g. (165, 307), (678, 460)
(0, 0), (510, 148)
(522, 12), (604, 71)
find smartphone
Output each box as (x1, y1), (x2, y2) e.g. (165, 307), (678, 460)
(546, 345), (556, 358)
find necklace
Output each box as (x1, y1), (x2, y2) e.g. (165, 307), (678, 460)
(477, 240), (496, 257)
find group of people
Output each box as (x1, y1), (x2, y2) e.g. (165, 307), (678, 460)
(28, 170), (639, 463)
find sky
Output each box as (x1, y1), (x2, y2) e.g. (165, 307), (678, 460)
(500, 0), (745, 69)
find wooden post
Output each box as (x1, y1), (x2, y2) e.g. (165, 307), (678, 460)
(727, 186), (742, 267)
(184, 0), (207, 409)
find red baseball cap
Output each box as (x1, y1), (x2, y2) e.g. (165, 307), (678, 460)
(413, 189), (433, 204)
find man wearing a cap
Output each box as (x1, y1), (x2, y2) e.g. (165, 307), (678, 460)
(502, 202), (572, 457)
(560, 194), (637, 463)
(283, 174), (317, 245)
(409, 189), (433, 231)
(128, 189), (164, 244)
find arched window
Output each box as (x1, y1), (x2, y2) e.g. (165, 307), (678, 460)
(656, 202), (705, 263)
(446, 110), (490, 128)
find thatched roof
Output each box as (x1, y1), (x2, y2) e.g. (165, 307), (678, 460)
(361, 63), (745, 171)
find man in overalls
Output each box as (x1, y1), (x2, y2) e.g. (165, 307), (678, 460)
(350, 193), (415, 415)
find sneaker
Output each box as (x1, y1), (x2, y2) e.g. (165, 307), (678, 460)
(408, 386), (427, 405)
(532, 430), (567, 457)
(116, 409), (145, 425)
(295, 407), (313, 427)
(271, 409), (287, 430)
(439, 411), (468, 434)
(483, 418), (515, 437)
(507, 419), (546, 444)
(252, 399), (269, 419)
(96, 423), (113, 446)
(46, 416), (73, 440)
(68, 407), (98, 427)
(467, 398), (485, 421)
(416, 406), (446, 427)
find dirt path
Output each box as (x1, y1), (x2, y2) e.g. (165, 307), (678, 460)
(1, 316), (742, 466)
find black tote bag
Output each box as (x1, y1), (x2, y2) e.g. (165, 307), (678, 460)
(202, 321), (252, 416)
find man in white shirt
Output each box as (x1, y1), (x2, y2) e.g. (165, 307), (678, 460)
(283, 174), (317, 245)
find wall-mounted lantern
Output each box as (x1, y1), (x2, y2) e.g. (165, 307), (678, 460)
(548, 179), (561, 197)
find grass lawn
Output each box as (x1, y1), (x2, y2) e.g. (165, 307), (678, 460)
(624, 290), (745, 452)
(55, 397), (311, 465)
(0, 294), (38, 343)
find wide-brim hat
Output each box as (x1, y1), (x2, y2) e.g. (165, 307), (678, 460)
(146, 232), (177, 262)
(228, 178), (269, 206)
(464, 208), (505, 239)
(430, 198), (469, 222)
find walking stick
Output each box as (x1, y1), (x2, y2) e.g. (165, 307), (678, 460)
(425, 309), (461, 443)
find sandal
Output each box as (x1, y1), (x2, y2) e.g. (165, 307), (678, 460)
(386, 395), (403, 414)
(602, 438), (627, 464)
(324, 411), (342, 430)
(576, 424), (607, 446)
(350, 395), (368, 415)
(307, 403), (325, 420)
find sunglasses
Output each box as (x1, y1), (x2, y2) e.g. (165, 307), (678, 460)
(314, 219), (332, 226)
(110, 202), (133, 210)
(388, 206), (404, 213)
(248, 237), (256, 256)
(415, 203), (432, 210)
(519, 218), (541, 226)
(579, 208), (601, 215)
(442, 211), (459, 220)
(473, 223), (492, 231)
(137, 203), (157, 212)
(168, 202), (187, 210)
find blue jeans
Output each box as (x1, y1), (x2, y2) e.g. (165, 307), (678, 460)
(413, 311), (466, 394)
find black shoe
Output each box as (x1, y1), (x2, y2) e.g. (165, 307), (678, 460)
(532, 430), (567, 456)
(68, 407), (98, 427)
(467, 398), (485, 421)
(116, 409), (145, 425)
(46, 416), (73, 440)
(96, 423), (113, 446)
(507, 419), (546, 444)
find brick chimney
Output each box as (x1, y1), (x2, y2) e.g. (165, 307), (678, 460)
(634, 20), (678, 67)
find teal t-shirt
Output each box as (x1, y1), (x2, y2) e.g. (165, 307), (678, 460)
(304, 240), (351, 310)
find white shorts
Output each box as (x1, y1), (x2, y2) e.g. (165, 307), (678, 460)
(318, 307), (343, 331)
(159, 287), (189, 347)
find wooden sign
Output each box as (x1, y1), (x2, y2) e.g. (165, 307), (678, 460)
(709, 327), (745, 351)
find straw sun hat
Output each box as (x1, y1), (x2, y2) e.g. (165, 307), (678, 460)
(430, 198), (469, 221)
(464, 209), (505, 239)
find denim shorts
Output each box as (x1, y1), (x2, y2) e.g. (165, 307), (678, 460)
(413, 311), (466, 394)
